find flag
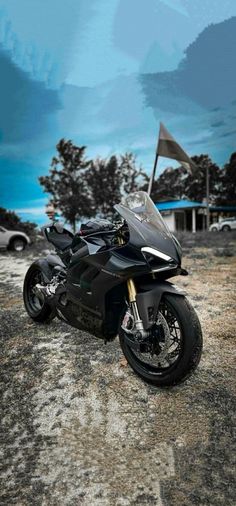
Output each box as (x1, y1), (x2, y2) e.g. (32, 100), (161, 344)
(157, 122), (195, 172)
(147, 121), (196, 195)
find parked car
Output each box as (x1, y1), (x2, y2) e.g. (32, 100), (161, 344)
(210, 217), (236, 232)
(0, 226), (31, 251)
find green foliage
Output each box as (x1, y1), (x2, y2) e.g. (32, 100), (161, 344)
(86, 156), (121, 219)
(39, 138), (235, 229)
(39, 139), (93, 231)
(86, 152), (147, 219)
(0, 208), (37, 238)
(146, 154), (223, 204)
(40, 142), (147, 224)
(142, 165), (188, 201)
(185, 154), (222, 203)
(219, 152), (236, 205)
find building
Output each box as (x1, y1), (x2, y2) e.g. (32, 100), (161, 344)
(155, 199), (236, 233)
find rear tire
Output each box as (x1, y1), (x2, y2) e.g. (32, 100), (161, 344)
(23, 263), (53, 322)
(119, 294), (203, 387)
(222, 225), (231, 232)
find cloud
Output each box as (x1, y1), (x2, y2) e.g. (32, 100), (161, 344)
(0, 44), (61, 145)
(15, 206), (46, 216)
(138, 16), (236, 164)
(220, 129), (236, 138)
(160, 0), (189, 17)
(1, 1), (236, 218)
(0, 1), (82, 87)
(211, 121), (225, 128)
(141, 17), (236, 110)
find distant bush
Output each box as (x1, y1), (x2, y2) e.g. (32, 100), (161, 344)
(0, 207), (37, 240)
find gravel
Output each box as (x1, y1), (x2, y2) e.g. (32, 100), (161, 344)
(0, 242), (235, 506)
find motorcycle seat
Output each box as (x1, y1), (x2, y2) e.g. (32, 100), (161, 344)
(43, 224), (74, 251)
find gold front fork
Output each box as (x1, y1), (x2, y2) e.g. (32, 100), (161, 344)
(127, 278), (137, 303)
(127, 278), (146, 334)
(118, 231), (147, 335)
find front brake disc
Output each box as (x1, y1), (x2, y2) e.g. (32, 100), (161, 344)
(155, 312), (172, 364)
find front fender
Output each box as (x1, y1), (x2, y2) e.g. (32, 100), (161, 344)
(136, 281), (186, 330)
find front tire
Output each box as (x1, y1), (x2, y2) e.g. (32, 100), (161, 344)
(23, 263), (53, 322)
(10, 237), (27, 252)
(119, 294), (203, 387)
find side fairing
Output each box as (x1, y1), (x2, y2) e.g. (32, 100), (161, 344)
(66, 243), (150, 318)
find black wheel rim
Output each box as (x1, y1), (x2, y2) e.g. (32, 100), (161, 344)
(125, 299), (184, 374)
(27, 270), (44, 312)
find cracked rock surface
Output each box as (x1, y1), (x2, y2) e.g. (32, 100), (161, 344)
(0, 240), (235, 505)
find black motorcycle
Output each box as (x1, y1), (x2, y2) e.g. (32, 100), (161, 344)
(23, 191), (202, 386)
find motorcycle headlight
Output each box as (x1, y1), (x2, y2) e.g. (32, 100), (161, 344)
(141, 246), (172, 262)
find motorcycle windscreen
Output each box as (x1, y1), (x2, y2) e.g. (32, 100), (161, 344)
(114, 191), (180, 262)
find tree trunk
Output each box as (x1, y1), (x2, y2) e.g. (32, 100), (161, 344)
(72, 219), (76, 234)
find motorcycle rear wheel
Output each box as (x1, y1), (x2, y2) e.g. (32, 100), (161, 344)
(23, 263), (53, 322)
(119, 294), (203, 387)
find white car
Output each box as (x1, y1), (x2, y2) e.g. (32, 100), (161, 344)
(0, 226), (31, 251)
(210, 217), (236, 232)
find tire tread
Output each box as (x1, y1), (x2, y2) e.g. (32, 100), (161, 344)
(119, 294), (203, 387)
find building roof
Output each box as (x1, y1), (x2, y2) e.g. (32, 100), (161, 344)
(155, 199), (236, 212)
(210, 205), (236, 212)
(155, 199), (205, 211)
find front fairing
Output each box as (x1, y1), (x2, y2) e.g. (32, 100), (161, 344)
(115, 191), (182, 265)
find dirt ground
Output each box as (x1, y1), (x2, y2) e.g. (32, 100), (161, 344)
(0, 234), (235, 506)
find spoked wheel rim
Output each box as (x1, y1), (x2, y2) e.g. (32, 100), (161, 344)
(125, 299), (184, 375)
(26, 269), (45, 313)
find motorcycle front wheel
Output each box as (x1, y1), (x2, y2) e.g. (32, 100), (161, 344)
(119, 294), (203, 387)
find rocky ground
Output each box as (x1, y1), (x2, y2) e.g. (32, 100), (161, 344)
(0, 235), (235, 505)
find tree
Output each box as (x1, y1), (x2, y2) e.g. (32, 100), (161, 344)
(85, 153), (147, 219)
(0, 208), (37, 238)
(39, 139), (93, 231)
(119, 152), (148, 195)
(220, 152), (236, 205)
(143, 154), (222, 204)
(85, 155), (121, 219)
(142, 165), (189, 202)
(185, 154), (222, 204)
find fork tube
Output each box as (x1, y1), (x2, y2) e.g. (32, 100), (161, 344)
(127, 278), (146, 334)
(127, 278), (137, 302)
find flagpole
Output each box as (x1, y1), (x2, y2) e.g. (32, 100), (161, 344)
(148, 151), (159, 196)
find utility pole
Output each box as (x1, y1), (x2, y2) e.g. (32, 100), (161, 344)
(206, 164), (210, 230)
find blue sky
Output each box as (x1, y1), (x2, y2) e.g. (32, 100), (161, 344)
(0, 0), (236, 225)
